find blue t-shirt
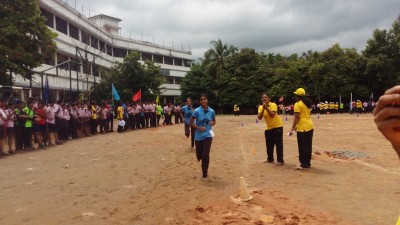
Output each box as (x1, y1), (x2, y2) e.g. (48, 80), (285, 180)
(181, 105), (194, 124)
(191, 106), (216, 141)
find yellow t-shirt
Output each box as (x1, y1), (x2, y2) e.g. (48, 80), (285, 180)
(117, 106), (123, 120)
(293, 100), (313, 132)
(91, 105), (97, 119)
(258, 103), (283, 130)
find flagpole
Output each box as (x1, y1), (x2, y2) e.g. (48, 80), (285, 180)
(350, 92), (353, 113)
(111, 83), (114, 108)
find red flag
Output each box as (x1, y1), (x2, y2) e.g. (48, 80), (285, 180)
(132, 89), (142, 102)
(279, 96), (283, 102)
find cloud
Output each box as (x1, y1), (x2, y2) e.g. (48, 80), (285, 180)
(71, 0), (400, 59)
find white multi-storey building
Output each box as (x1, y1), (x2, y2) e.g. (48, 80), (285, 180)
(12, 0), (192, 104)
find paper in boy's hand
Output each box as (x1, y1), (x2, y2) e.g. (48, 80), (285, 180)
(209, 130), (215, 137)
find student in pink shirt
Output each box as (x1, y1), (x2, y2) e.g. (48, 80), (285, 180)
(0, 100), (9, 156)
(5, 102), (16, 154)
(46, 100), (60, 145)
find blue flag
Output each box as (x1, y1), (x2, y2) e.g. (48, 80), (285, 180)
(44, 76), (49, 104)
(112, 83), (120, 101)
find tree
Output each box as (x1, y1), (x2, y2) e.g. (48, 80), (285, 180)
(363, 20), (400, 96)
(0, 0), (57, 84)
(180, 64), (216, 106)
(93, 51), (164, 102)
(216, 48), (267, 106)
(202, 39), (238, 78)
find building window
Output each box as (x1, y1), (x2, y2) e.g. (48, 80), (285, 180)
(164, 56), (173, 65)
(175, 58), (183, 66)
(43, 53), (55, 66)
(142, 52), (152, 61)
(91, 36), (98, 49)
(81, 30), (90, 46)
(153, 54), (163, 64)
(184, 60), (192, 67)
(165, 76), (174, 84)
(93, 64), (100, 77)
(160, 68), (170, 76)
(82, 61), (92, 75)
(113, 48), (127, 58)
(70, 60), (81, 72)
(40, 8), (54, 28)
(175, 77), (181, 84)
(57, 53), (69, 70)
(55, 16), (68, 35)
(69, 23), (79, 40)
(106, 45), (113, 56)
(99, 40), (106, 53)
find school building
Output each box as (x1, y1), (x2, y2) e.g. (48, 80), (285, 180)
(10, 0), (193, 104)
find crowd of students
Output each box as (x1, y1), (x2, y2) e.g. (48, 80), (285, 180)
(0, 97), (186, 157)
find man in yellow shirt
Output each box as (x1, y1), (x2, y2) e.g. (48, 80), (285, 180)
(356, 100), (363, 114)
(233, 104), (240, 116)
(257, 94), (284, 165)
(289, 88), (314, 170)
(116, 102), (124, 133)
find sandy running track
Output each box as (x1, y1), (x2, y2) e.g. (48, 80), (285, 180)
(0, 114), (399, 225)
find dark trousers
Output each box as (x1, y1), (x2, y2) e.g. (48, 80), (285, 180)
(24, 127), (33, 148)
(90, 119), (97, 134)
(297, 129), (314, 168)
(140, 115), (145, 128)
(185, 123), (195, 148)
(195, 137), (213, 178)
(150, 113), (156, 127)
(99, 119), (108, 133)
(174, 112), (181, 124)
(107, 116), (114, 131)
(129, 114), (136, 129)
(15, 123), (25, 150)
(264, 127), (284, 163)
(157, 115), (161, 126)
(163, 113), (169, 125)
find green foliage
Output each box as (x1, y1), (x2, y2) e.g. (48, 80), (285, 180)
(362, 21), (400, 96)
(217, 48), (267, 106)
(93, 51), (163, 102)
(0, 0), (57, 81)
(180, 64), (216, 106)
(202, 39), (238, 78)
(182, 23), (400, 108)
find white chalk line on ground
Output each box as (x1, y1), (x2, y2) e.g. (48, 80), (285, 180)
(355, 160), (399, 175)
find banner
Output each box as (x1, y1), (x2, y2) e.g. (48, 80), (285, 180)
(132, 89), (142, 102)
(155, 95), (159, 105)
(112, 83), (120, 101)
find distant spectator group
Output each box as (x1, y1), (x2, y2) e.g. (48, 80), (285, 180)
(0, 97), (187, 157)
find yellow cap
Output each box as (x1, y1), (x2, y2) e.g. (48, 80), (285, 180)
(294, 88), (306, 96)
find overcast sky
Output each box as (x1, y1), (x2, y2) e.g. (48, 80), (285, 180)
(67, 0), (400, 60)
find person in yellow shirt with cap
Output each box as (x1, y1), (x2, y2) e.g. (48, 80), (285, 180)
(289, 88), (314, 170)
(257, 94), (284, 165)
(233, 104), (240, 116)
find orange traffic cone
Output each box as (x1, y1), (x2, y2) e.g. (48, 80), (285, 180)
(239, 177), (253, 202)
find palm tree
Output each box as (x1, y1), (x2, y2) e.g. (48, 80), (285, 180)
(203, 39), (238, 78)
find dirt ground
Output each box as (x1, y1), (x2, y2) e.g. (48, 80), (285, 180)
(0, 113), (399, 225)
